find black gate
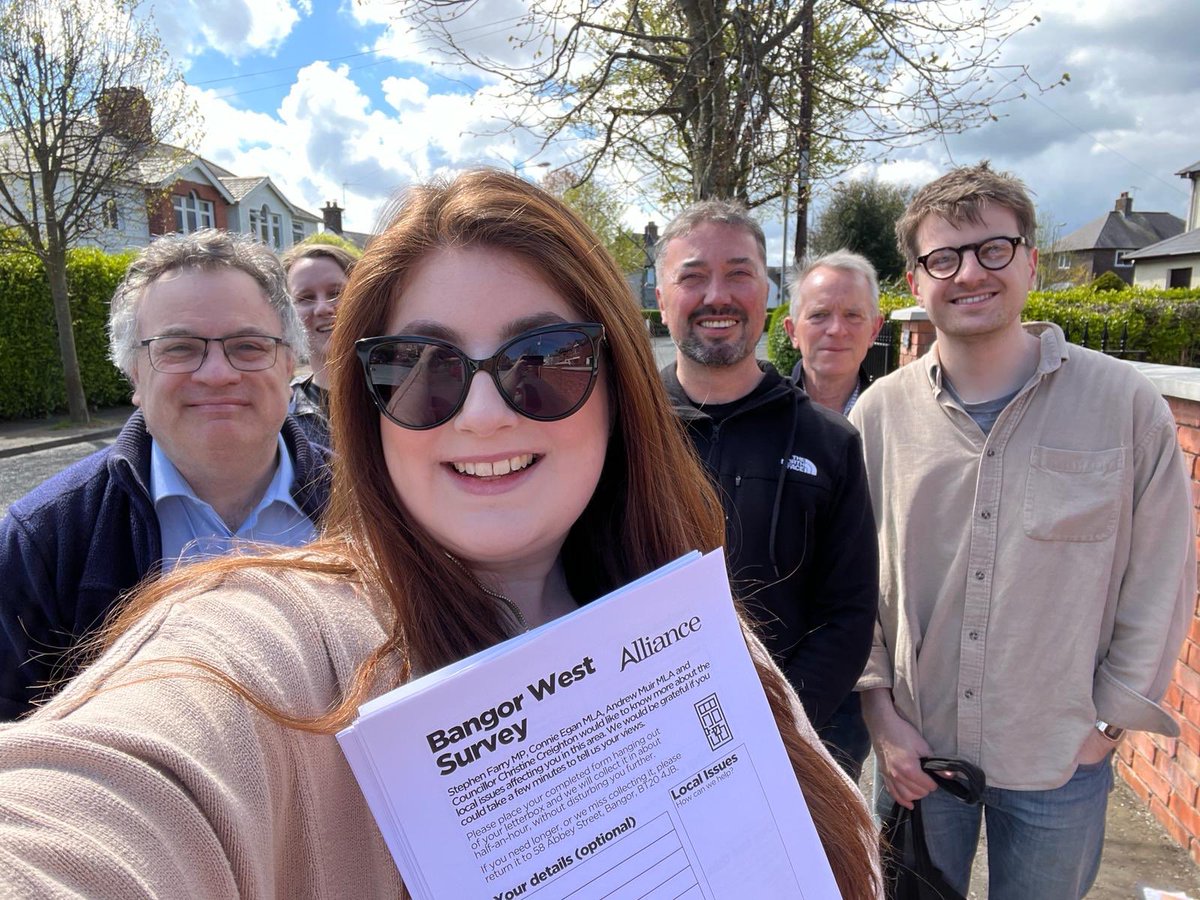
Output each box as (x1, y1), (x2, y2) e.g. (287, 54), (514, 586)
(864, 321), (899, 380)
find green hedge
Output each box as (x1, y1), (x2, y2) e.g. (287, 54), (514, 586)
(766, 304), (798, 375)
(1023, 287), (1200, 366)
(641, 308), (669, 336)
(767, 286), (1200, 373)
(768, 286), (1200, 374)
(0, 248), (134, 419)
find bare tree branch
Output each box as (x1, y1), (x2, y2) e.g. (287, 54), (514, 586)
(0, 0), (198, 422)
(392, 0), (1063, 214)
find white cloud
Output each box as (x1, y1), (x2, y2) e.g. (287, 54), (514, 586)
(150, 0), (304, 62)
(871, 0), (1200, 231)
(189, 59), (561, 232)
(354, 0), (545, 73)
(180, 0), (1196, 245)
(381, 76), (430, 110)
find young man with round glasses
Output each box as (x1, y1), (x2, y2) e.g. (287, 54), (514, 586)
(655, 199), (879, 750)
(849, 162), (1194, 898)
(0, 230), (332, 719)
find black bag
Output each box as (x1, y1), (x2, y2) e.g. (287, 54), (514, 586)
(880, 757), (985, 900)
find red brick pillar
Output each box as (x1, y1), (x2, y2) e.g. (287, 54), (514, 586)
(891, 307), (936, 367)
(1115, 387), (1200, 864)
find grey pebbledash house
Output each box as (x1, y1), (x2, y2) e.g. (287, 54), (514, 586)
(1052, 192), (1185, 285)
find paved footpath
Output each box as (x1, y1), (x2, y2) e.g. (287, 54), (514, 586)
(859, 758), (1200, 898)
(0, 405), (133, 460)
(1, 394), (1199, 896)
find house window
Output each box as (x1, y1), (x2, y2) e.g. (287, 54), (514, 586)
(103, 197), (119, 229)
(1056, 253), (1070, 269)
(173, 192), (214, 234)
(1114, 250), (1133, 268)
(292, 221), (305, 245)
(249, 204), (283, 249)
(1168, 267), (1192, 289)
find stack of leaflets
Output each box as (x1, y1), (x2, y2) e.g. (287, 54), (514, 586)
(337, 549), (841, 899)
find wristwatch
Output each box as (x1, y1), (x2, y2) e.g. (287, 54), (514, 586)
(1095, 719), (1125, 742)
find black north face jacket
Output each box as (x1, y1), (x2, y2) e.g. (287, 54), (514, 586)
(662, 361), (878, 727)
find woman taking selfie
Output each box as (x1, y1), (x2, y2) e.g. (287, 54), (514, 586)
(283, 241), (356, 447)
(0, 171), (879, 898)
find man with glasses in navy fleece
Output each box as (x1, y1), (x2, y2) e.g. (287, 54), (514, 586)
(0, 230), (331, 719)
(851, 162), (1194, 898)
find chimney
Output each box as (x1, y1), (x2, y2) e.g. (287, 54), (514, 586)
(98, 87), (152, 145)
(1115, 192), (1133, 216)
(322, 201), (344, 235)
(644, 221), (659, 265)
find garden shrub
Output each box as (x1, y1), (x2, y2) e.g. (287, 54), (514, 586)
(0, 248), (134, 419)
(641, 308), (668, 336)
(1090, 271), (1127, 292)
(766, 304), (799, 375)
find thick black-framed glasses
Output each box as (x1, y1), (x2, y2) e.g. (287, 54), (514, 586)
(140, 334), (287, 373)
(356, 322), (605, 430)
(916, 235), (1027, 280)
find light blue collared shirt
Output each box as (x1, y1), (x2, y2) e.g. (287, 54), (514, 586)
(150, 434), (318, 568)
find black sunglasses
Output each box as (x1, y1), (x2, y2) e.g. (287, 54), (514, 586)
(356, 323), (605, 430)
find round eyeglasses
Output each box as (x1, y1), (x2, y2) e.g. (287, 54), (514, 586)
(140, 334), (287, 373)
(357, 322), (605, 430)
(916, 235), (1027, 280)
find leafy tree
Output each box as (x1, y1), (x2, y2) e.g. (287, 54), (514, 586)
(1034, 213), (1087, 290)
(297, 232), (364, 258)
(809, 178), (909, 282)
(0, 0), (196, 422)
(542, 167), (645, 274)
(393, 0), (1064, 259)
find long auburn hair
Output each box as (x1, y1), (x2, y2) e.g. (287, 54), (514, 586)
(102, 169), (879, 898)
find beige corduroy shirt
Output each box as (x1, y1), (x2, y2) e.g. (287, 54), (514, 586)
(851, 323), (1195, 790)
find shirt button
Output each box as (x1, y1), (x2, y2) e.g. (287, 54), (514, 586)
(964, 689), (974, 699)
(981, 510), (991, 520)
(975, 570), (985, 580)
(969, 631), (980, 640)
(986, 449), (996, 457)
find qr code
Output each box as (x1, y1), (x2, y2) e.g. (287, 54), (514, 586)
(694, 693), (732, 751)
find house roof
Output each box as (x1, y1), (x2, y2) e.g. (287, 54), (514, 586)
(1055, 209), (1184, 252)
(1124, 229), (1200, 260)
(335, 228), (374, 250)
(132, 144), (238, 204)
(218, 176), (264, 202)
(1176, 159), (1200, 178)
(134, 142), (195, 183)
(217, 174), (318, 222)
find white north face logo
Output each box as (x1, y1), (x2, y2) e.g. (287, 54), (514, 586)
(785, 455), (817, 476)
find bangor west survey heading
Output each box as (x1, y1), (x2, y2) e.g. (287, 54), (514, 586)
(338, 550), (842, 900)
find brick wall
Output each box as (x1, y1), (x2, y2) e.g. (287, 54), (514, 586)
(893, 307), (937, 368)
(147, 179), (231, 235)
(1118, 393), (1200, 863)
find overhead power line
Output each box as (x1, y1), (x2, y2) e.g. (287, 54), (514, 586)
(190, 48), (384, 88)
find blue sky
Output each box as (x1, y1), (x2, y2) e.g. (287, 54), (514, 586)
(148, 0), (1200, 258)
